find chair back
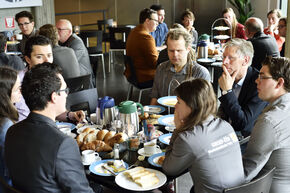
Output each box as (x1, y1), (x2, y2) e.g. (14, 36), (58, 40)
(124, 55), (138, 84)
(0, 177), (23, 193)
(79, 30), (103, 54)
(108, 26), (131, 49)
(97, 19), (113, 42)
(66, 88), (98, 115)
(65, 74), (91, 94)
(223, 167), (276, 193)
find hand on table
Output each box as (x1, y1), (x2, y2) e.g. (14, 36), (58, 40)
(218, 65), (238, 92)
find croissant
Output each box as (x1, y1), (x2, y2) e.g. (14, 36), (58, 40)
(81, 140), (112, 152)
(107, 132), (128, 147)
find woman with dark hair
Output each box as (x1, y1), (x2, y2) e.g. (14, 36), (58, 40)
(181, 9), (198, 46)
(222, 8), (247, 39)
(0, 67), (21, 185)
(162, 78), (244, 193)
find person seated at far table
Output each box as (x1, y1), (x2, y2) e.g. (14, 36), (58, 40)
(0, 34), (25, 71)
(244, 17), (280, 71)
(125, 8), (159, 88)
(5, 62), (103, 193)
(150, 28), (210, 105)
(217, 38), (267, 139)
(15, 35), (85, 123)
(163, 78), (244, 193)
(264, 9), (285, 52)
(0, 67), (22, 186)
(243, 57), (290, 193)
(39, 24), (80, 79)
(278, 17), (287, 57)
(150, 4), (168, 51)
(181, 9), (198, 46)
(222, 8), (247, 40)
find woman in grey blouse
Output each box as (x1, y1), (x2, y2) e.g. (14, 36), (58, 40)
(162, 78), (244, 193)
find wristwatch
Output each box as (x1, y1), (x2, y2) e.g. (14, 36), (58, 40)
(222, 89), (232, 95)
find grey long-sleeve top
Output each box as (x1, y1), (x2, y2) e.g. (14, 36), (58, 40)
(243, 93), (290, 193)
(162, 116), (244, 193)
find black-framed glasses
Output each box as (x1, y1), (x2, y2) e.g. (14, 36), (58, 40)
(56, 87), (70, 95)
(258, 74), (273, 80)
(18, 22), (31, 27)
(149, 18), (159, 23)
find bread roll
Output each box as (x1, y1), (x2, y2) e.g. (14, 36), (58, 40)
(157, 156), (165, 165)
(81, 140), (112, 152)
(103, 131), (116, 143)
(135, 175), (159, 188)
(97, 129), (108, 140)
(76, 132), (86, 147)
(82, 127), (94, 134)
(83, 129), (99, 144)
(107, 132), (128, 147)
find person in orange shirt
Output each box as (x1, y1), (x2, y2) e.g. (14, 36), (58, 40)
(264, 9), (285, 51)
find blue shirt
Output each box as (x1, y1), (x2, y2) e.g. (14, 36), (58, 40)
(150, 23), (168, 47)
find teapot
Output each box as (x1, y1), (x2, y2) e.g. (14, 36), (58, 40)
(117, 101), (143, 137)
(96, 96), (116, 125)
(197, 34), (210, 59)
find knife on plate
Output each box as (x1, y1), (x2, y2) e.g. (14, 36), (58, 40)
(102, 164), (117, 176)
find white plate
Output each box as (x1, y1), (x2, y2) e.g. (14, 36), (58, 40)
(69, 133), (77, 138)
(137, 147), (162, 157)
(158, 115), (174, 127)
(77, 125), (102, 134)
(82, 156), (101, 166)
(197, 58), (216, 64)
(158, 133), (172, 145)
(165, 126), (175, 132)
(144, 105), (166, 114)
(56, 122), (76, 130)
(148, 152), (165, 168)
(214, 35), (230, 40)
(115, 168), (167, 191)
(89, 159), (129, 176)
(157, 96), (177, 107)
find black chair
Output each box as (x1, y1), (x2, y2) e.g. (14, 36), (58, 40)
(108, 26), (133, 72)
(0, 177), (23, 193)
(124, 55), (152, 103)
(79, 30), (106, 78)
(223, 167), (276, 193)
(65, 74), (91, 94)
(97, 19), (114, 52)
(66, 88), (98, 115)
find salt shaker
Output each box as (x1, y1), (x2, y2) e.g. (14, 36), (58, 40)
(113, 143), (120, 159)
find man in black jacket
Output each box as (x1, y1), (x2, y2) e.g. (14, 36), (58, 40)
(218, 38), (267, 138)
(245, 17), (280, 70)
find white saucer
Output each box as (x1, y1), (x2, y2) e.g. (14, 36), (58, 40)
(69, 133), (76, 138)
(137, 148), (162, 157)
(82, 156), (101, 166)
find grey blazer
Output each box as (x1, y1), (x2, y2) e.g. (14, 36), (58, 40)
(5, 113), (94, 193)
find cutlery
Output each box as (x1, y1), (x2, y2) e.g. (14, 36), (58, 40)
(102, 164), (117, 176)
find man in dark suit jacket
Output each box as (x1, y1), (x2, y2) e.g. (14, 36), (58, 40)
(218, 39), (267, 137)
(5, 63), (102, 193)
(245, 17), (280, 70)
(56, 19), (95, 87)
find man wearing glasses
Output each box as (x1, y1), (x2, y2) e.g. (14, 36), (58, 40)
(125, 8), (159, 88)
(218, 38), (267, 140)
(5, 62), (103, 193)
(15, 11), (38, 54)
(243, 57), (290, 193)
(150, 4), (168, 51)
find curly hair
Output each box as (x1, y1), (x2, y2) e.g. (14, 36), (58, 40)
(15, 11), (34, 23)
(39, 24), (59, 46)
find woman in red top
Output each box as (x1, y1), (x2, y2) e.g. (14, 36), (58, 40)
(222, 8), (247, 40)
(264, 9), (285, 51)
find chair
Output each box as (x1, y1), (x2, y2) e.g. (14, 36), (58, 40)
(97, 19), (114, 53)
(66, 88), (98, 115)
(0, 177), (23, 193)
(79, 30), (106, 78)
(65, 74), (91, 94)
(124, 55), (152, 103)
(108, 26), (132, 72)
(223, 167), (276, 193)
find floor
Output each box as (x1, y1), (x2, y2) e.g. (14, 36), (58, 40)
(94, 53), (193, 193)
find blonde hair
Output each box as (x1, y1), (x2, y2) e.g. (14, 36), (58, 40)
(222, 8), (238, 38)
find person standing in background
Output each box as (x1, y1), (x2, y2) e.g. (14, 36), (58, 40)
(150, 4), (168, 51)
(15, 11), (38, 54)
(264, 9), (285, 52)
(278, 17), (287, 57)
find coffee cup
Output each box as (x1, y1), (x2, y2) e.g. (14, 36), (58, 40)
(81, 150), (100, 164)
(144, 140), (160, 155)
(90, 113), (97, 124)
(59, 127), (71, 136)
(16, 34), (23, 40)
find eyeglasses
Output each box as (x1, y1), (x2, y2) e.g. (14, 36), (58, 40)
(149, 18), (159, 23)
(57, 28), (70, 31)
(18, 22), (31, 27)
(258, 74), (273, 80)
(56, 87), (69, 95)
